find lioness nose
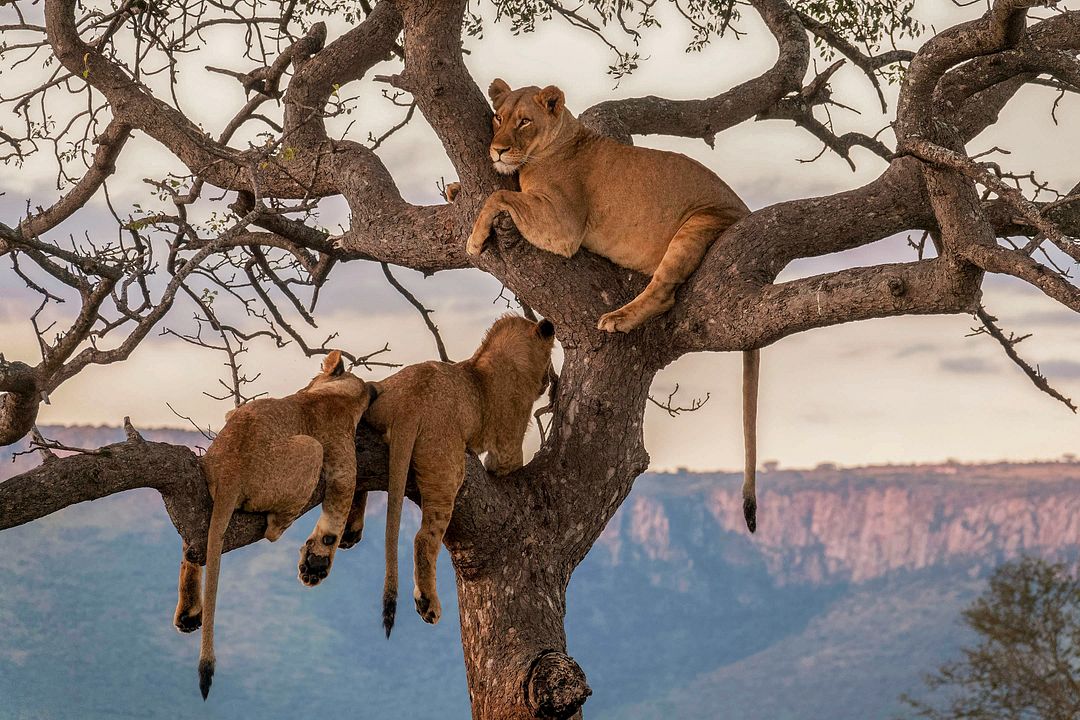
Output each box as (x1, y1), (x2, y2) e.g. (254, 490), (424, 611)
(490, 145), (510, 157)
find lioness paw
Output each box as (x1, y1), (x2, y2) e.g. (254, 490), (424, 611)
(298, 540), (333, 587)
(338, 526), (363, 550)
(466, 229), (489, 256)
(413, 586), (442, 625)
(443, 182), (460, 203)
(174, 609), (202, 634)
(597, 309), (642, 333)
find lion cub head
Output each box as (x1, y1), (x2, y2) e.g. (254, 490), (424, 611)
(486, 79), (566, 175)
(302, 350), (377, 407)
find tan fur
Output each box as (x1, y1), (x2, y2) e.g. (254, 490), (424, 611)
(363, 315), (555, 636)
(465, 80), (762, 533)
(171, 351), (376, 699)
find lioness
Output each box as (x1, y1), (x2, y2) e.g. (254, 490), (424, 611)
(172, 351), (377, 699)
(465, 80), (761, 532)
(364, 314), (555, 636)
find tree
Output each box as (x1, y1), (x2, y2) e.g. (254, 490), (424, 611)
(1, 0), (1079, 718)
(901, 557), (1080, 720)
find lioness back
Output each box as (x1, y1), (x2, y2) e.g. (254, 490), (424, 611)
(201, 399), (304, 502)
(520, 125), (749, 276)
(364, 361), (483, 447)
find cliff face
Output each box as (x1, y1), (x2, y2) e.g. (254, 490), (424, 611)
(8, 428), (1079, 589)
(598, 465), (1080, 586)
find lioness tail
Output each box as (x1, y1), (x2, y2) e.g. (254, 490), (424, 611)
(197, 482), (236, 699)
(383, 422), (418, 638)
(742, 349), (760, 533)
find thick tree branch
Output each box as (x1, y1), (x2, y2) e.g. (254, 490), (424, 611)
(579, 0), (810, 145)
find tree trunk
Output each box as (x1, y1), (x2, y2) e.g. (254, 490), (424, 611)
(454, 549), (587, 720)
(446, 340), (656, 719)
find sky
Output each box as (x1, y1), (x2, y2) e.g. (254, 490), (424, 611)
(0, 1), (1078, 470)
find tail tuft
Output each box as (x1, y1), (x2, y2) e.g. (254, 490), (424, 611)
(743, 496), (757, 534)
(199, 658), (214, 700)
(383, 591), (397, 638)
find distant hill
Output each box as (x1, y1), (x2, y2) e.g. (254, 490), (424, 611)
(3, 426), (1080, 719)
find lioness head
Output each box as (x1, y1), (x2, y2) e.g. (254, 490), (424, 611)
(486, 79), (566, 175)
(303, 350), (379, 406)
(475, 315), (557, 399)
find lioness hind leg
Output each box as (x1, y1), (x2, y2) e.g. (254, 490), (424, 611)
(598, 211), (732, 333)
(299, 440), (357, 587)
(338, 491), (368, 550)
(411, 452), (465, 625)
(173, 543), (203, 633)
(412, 498), (453, 625)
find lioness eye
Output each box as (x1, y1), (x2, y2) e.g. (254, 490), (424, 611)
(494, 114), (502, 125)
(518, 118), (532, 128)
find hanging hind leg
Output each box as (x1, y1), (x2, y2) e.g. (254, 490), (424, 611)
(173, 541), (203, 633)
(411, 448), (465, 625)
(338, 491), (368, 550)
(598, 210), (733, 333)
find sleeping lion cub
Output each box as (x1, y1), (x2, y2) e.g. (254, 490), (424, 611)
(363, 314), (555, 636)
(173, 351), (376, 698)
(465, 79), (762, 533)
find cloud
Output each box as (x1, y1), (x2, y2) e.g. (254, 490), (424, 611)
(1011, 310), (1080, 328)
(894, 343), (937, 359)
(940, 356), (998, 375)
(1040, 360), (1080, 379)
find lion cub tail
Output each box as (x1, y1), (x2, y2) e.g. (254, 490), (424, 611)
(197, 484), (237, 700)
(383, 422), (418, 638)
(741, 349), (760, 534)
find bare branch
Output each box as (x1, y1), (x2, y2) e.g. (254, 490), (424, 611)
(971, 306), (1076, 412)
(381, 262), (450, 362)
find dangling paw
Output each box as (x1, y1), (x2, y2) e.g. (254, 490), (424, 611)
(338, 525), (363, 550)
(297, 535), (336, 587)
(174, 607), (202, 633)
(413, 585), (442, 625)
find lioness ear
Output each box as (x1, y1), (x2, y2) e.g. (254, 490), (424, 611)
(535, 86), (564, 116)
(488, 78), (511, 108)
(322, 350), (345, 377)
(367, 382), (380, 405)
(537, 318), (555, 339)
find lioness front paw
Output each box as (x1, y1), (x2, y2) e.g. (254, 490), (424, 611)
(413, 586), (442, 625)
(298, 539), (334, 587)
(597, 308), (643, 333)
(466, 228), (490, 256)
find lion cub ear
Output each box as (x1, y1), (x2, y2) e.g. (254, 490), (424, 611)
(488, 78), (511, 108)
(322, 350), (345, 377)
(535, 86), (564, 116)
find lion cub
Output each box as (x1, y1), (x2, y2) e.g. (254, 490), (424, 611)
(363, 315), (555, 636)
(466, 79), (762, 533)
(172, 351), (376, 699)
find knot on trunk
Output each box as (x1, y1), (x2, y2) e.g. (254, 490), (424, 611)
(524, 650), (591, 719)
